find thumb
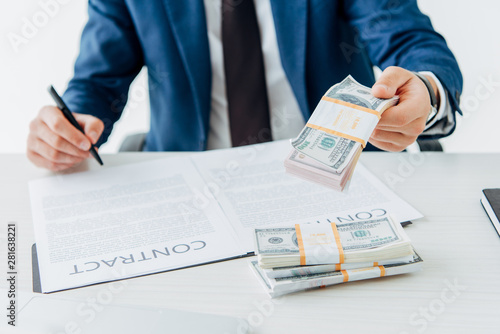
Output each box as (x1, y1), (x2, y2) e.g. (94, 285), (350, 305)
(372, 66), (413, 99)
(74, 113), (105, 145)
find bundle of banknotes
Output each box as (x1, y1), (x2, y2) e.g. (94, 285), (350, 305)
(250, 217), (422, 297)
(285, 75), (399, 191)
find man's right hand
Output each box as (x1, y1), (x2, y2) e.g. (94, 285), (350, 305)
(27, 106), (104, 171)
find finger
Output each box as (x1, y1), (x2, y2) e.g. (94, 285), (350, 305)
(35, 121), (90, 159)
(74, 113), (105, 144)
(371, 128), (410, 144)
(368, 137), (407, 152)
(39, 107), (92, 151)
(29, 135), (86, 165)
(375, 118), (426, 137)
(370, 129), (416, 152)
(372, 66), (414, 99)
(26, 150), (75, 172)
(377, 100), (426, 128)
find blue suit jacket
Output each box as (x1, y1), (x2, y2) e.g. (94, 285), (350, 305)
(63, 0), (463, 151)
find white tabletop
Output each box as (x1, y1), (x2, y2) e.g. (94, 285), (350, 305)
(2, 152), (500, 333)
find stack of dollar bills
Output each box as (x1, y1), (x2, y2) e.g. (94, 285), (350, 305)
(285, 75), (399, 191)
(250, 217), (423, 297)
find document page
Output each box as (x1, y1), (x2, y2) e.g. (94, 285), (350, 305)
(29, 157), (244, 293)
(192, 140), (422, 252)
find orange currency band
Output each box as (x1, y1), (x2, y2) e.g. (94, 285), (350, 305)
(335, 264), (341, 271)
(306, 123), (367, 148)
(379, 265), (386, 277)
(330, 223), (345, 264)
(321, 96), (382, 119)
(295, 224), (306, 266)
(341, 270), (349, 283)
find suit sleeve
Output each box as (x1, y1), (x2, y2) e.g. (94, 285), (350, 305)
(62, 0), (144, 146)
(342, 0), (463, 139)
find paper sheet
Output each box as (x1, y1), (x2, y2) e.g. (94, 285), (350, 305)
(29, 157), (244, 293)
(192, 141), (422, 251)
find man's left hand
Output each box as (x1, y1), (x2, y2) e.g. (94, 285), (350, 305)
(370, 66), (438, 151)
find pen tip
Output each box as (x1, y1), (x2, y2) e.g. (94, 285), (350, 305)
(89, 148), (104, 166)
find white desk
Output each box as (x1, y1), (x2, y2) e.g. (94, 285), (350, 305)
(1, 152), (500, 333)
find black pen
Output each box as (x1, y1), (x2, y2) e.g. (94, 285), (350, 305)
(48, 85), (103, 166)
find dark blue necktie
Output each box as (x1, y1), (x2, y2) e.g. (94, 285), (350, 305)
(222, 0), (272, 147)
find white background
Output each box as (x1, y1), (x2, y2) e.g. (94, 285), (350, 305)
(0, 0), (499, 154)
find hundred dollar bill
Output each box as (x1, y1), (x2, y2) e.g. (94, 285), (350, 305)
(287, 149), (342, 176)
(261, 253), (415, 279)
(325, 75), (392, 110)
(291, 75), (398, 171)
(250, 250), (423, 297)
(284, 147), (359, 191)
(291, 127), (359, 173)
(255, 217), (412, 268)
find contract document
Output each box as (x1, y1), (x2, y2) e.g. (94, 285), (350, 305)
(29, 140), (422, 293)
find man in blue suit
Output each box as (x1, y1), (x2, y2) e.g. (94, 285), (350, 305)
(27, 0), (462, 171)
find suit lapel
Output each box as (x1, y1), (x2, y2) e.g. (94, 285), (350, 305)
(270, 0), (310, 117)
(162, 0), (211, 136)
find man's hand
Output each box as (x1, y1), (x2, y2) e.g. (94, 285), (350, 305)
(370, 66), (439, 151)
(27, 106), (104, 171)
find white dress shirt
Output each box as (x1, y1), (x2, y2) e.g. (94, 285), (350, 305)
(203, 0), (451, 150)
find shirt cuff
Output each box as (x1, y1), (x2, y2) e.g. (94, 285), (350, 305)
(419, 71), (452, 131)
